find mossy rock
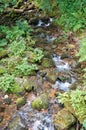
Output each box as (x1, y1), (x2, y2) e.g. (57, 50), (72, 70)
(53, 108), (76, 130)
(15, 77), (25, 95)
(0, 66), (6, 74)
(32, 94), (49, 110)
(16, 97), (26, 109)
(46, 69), (58, 83)
(7, 56), (22, 73)
(25, 51), (37, 63)
(0, 50), (8, 58)
(23, 77), (37, 92)
(6, 114), (28, 130)
(42, 58), (54, 68)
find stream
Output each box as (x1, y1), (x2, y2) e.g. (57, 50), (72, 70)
(1, 10), (79, 130)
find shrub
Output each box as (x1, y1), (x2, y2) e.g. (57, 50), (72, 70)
(14, 58), (38, 76)
(0, 73), (19, 93)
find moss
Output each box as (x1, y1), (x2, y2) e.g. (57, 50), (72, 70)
(54, 108), (76, 130)
(32, 94), (49, 110)
(23, 78), (37, 92)
(0, 50), (8, 58)
(0, 66), (6, 74)
(42, 58), (54, 68)
(16, 97), (26, 109)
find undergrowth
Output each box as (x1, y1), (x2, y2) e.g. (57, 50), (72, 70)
(0, 20), (44, 93)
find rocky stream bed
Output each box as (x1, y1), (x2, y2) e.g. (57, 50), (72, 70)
(0, 5), (84, 130)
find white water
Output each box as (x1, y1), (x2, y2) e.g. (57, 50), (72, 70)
(52, 55), (71, 72)
(37, 18), (53, 27)
(32, 115), (54, 130)
(46, 35), (56, 42)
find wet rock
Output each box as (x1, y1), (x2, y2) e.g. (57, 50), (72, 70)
(32, 93), (49, 110)
(57, 76), (67, 82)
(16, 97), (26, 109)
(29, 17), (39, 26)
(53, 108), (76, 130)
(42, 58), (54, 68)
(46, 69), (58, 83)
(4, 98), (12, 105)
(0, 50), (8, 59)
(6, 114), (28, 130)
(61, 53), (69, 59)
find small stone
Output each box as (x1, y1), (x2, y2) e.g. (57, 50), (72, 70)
(4, 94), (9, 99)
(53, 108), (76, 130)
(32, 93), (49, 110)
(16, 97), (26, 109)
(4, 98), (12, 105)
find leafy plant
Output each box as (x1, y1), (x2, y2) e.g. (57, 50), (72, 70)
(35, 0), (52, 12)
(58, 90), (86, 124)
(9, 37), (26, 56)
(78, 37), (86, 62)
(31, 48), (44, 62)
(14, 58), (38, 76)
(77, 37), (86, 85)
(0, 0), (17, 12)
(0, 73), (19, 93)
(0, 20), (32, 49)
(54, 0), (86, 32)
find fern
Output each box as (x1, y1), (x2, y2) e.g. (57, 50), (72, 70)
(77, 37), (86, 85)
(78, 38), (86, 62)
(58, 90), (86, 124)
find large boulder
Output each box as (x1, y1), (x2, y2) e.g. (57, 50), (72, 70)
(53, 108), (76, 130)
